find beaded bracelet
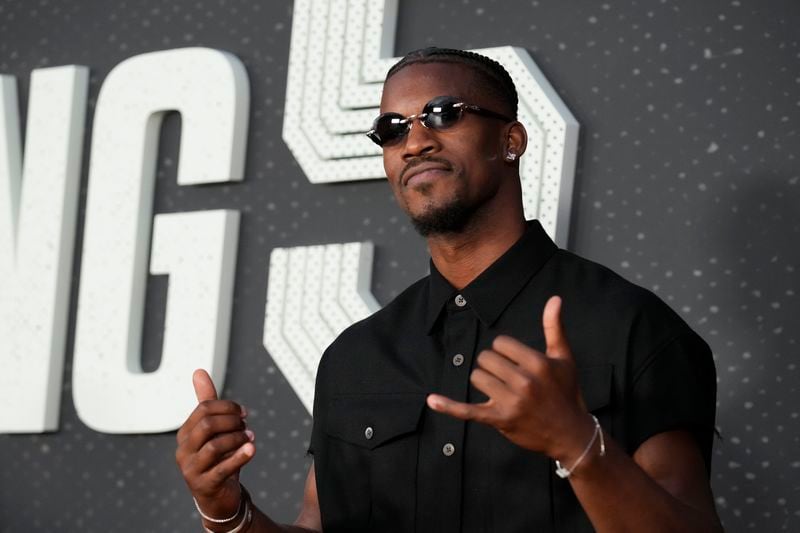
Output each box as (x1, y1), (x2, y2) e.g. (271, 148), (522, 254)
(554, 415), (606, 479)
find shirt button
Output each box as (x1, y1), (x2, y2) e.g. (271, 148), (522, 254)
(454, 294), (467, 307)
(452, 353), (465, 367)
(442, 442), (456, 457)
(364, 426), (374, 440)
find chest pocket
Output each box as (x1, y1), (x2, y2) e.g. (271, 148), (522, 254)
(327, 393), (426, 449)
(321, 393), (426, 533)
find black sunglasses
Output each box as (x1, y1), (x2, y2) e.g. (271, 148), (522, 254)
(366, 95), (515, 147)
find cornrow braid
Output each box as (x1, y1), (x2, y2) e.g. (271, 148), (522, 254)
(385, 47), (519, 119)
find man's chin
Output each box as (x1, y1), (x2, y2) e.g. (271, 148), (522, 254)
(408, 201), (477, 238)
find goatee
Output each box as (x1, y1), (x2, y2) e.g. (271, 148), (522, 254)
(410, 197), (479, 237)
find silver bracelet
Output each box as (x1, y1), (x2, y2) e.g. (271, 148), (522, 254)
(554, 414), (606, 479)
(199, 485), (253, 533)
(194, 486), (244, 524)
(203, 505), (252, 533)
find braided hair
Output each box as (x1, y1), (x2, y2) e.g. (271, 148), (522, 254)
(385, 47), (519, 119)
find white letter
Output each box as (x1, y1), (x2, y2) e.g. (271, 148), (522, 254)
(0, 66), (89, 433)
(263, 242), (379, 413)
(73, 47), (249, 433)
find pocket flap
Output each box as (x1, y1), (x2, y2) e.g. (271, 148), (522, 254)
(326, 393), (426, 450)
(577, 365), (613, 412)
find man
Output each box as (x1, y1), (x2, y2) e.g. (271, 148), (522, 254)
(176, 48), (722, 532)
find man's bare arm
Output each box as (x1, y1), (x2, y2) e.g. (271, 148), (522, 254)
(562, 426), (720, 533)
(244, 464), (321, 533)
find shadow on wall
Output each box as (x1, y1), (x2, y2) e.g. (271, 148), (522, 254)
(704, 174), (799, 531)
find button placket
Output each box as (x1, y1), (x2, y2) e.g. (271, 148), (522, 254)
(418, 299), (477, 532)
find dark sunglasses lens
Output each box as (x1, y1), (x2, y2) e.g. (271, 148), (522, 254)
(372, 113), (407, 146)
(423, 97), (463, 129)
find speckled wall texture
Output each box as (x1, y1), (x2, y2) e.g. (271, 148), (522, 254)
(0, 0), (797, 531)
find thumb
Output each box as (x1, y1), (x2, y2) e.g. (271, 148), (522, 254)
(542, 295), (572, 361)
(192, 369), (219, 402)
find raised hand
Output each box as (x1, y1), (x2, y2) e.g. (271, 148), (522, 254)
(427, 296), (595, 461)
(175, 369), (255, 519)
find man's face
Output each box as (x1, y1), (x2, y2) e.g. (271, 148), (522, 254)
(378, 62), (512, 236)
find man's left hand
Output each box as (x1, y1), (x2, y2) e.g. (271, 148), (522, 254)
(427, 295), (595, 460)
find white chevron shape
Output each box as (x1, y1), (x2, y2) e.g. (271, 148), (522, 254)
(263, 242), (380, 413)
(283, 0), (579, 245)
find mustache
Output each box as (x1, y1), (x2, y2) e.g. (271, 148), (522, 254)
(399, 156), (453, 184)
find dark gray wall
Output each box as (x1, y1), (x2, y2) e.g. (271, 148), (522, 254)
(0, 0), (797, 531)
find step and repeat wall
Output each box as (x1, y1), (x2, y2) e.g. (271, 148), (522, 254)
(0, 0), (797, 531)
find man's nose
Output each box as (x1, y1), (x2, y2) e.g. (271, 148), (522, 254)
(403, 119), (439, 159)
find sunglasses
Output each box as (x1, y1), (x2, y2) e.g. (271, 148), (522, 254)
(366, 95), (514, 147)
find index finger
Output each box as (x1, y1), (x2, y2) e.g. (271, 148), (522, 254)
(193, 369), (218, 402)
(427, 394), (494, 424)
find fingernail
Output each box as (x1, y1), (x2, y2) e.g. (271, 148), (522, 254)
(427, 395), (441, 409)
(240, 405), (247, 418)
(245, 429), (255, 441)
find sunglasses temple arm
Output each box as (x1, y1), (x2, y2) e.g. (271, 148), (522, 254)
(466, 105), (515, 123)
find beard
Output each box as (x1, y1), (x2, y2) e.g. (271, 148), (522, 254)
(409, 194), (480, 237)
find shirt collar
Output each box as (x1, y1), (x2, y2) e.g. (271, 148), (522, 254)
(425, 220), (558, 333)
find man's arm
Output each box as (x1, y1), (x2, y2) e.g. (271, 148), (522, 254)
(427, 296), (722, 533)
(245, 464), (321, 533)
(552, 419), (721, 533)
(564, 428), (719, 533)
(175, 369), (322, 533)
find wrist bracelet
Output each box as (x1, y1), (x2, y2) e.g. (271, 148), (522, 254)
(200, 485), (253, 533)
(203, 506), (252, 533)
(194, 483), (249, 523)
(554, 414), (606, 479)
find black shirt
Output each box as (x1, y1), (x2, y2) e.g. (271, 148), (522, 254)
(310, 220), (716, 533)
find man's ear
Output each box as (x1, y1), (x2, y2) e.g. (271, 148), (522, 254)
(504, 121), (528, 162)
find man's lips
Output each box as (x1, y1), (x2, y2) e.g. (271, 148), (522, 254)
(401, 163), (452, 186)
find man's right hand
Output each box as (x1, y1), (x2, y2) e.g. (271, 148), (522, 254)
(175, 369), (256, 519)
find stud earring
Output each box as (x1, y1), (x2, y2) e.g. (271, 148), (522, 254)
(505, 152), (517, 161)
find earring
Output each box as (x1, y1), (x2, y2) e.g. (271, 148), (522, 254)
(505, 152), (517, 161)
